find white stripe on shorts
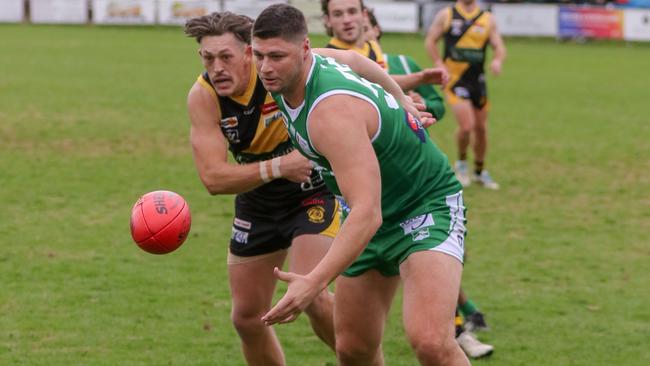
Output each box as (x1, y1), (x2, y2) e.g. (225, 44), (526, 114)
(430, 191), (466, 264)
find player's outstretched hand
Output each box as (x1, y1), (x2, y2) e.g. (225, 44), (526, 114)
(280, 150), (313, 183)
(261, 267), (322, 326)
(418, 67), (449, 87)
(400, 94), (437, 128)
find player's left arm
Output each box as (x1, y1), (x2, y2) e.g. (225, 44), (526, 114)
(407, 56), (446, 120)
(262, 95), (382, 325)
(488, 15), (507, 76)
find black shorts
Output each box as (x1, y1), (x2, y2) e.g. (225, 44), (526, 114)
(446, 72), (488, 109)
(229, 190), (340, 257)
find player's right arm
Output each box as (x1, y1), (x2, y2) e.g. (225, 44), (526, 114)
(262, 95), (383, 325)
(187, 82), (311, 194)
(425, 8), (449, 71)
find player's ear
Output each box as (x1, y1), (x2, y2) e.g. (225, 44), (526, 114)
(302, 38), (311, 58)
(244, 44), (252, 58)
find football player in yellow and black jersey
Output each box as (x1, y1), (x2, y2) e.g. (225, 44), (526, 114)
(323, 0), (448, 106)
(321, 0), (387, 69)
(426, 0), (506, 190)
(184, 11), (425, 365)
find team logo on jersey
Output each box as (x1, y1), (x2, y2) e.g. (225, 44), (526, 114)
(264, 111), (284, 127)
(221, 116), (238, 128)
(296, 132), (318, 159)
(404, 112), (427, 143)
(451, 19), (464, 36)
(472, 25), (485, 34)
(400, 213), (435, 236)
(307, 206), (326, 224)
(335, 195), (351, 215)
(221, 116), (241, 143)
(262, 101), (279, 114)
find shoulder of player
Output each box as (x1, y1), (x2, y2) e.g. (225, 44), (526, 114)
(187, 81), (221, 122)
(309, 93), (375, 124)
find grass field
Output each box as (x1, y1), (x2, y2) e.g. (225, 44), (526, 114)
(1, 24), (648, 365)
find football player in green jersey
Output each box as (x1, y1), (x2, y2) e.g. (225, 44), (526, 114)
(185, 11), (431, 365)
(252, 4), (469, 365)
(363, 8), (446, 120)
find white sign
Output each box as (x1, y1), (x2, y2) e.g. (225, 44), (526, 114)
(366, 1), (419, 32)
(492, 4), (558, 37)
(92, 0), (156, 25)
(158, 0), (221, 25)
(422, 2), (454, 32)
(222, 0), (287, 20)
(31, 0), (88, 24)
(292, 0), (326, 34)
(0, 0), (23, 23)
(624, 9), (650, 41)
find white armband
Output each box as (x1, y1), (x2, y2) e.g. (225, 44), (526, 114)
(271, 157), (282, 179)
(259, 161), (271, 183)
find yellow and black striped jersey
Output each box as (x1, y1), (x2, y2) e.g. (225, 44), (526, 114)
(443, 5), (491, 65)
(325, 37), (387, 70)
(197, 68), (327, 205)
(197, 68), (290, 165)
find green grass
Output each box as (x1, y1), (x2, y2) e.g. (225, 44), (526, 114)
(1, 24), (648, 365)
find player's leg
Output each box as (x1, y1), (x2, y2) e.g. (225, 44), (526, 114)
(282, 191), (340, 350)
(472, 106), (488, 170)
(458, 288), (489, 331)
(401, 251), (469, 365)
(334, 271), (400, 365)
(228, 250), (287, 366)
(449, 99), (476, 187)
(287, 233), (335, 350)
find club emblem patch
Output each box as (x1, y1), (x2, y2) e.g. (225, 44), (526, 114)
(307, 206), (325, 224)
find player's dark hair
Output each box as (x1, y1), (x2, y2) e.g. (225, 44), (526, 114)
(366, 7), (382, 41)
(252, 4), (308, 43)
(320, 0), (366, 37)
(320, 0), (366, 16)
(184, 11), (253, 44)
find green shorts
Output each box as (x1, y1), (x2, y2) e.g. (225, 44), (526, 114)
(343, 191), (466, 277)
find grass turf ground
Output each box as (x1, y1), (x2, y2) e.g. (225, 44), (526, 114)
(0, 24), (648, 365)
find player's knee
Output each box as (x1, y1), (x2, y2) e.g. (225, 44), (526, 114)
(458, 123), (473, 135)
(336, 331), (380, 363)
(473, 122), (487, 135)
(410, 333), (457, 365)
(230, 307), (265, 336)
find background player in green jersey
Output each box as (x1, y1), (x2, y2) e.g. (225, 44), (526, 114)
(426, 0), (506, 189)
(363, 9), (446, 120)
(322, 0), (447, 96)
(252, 4), (470, 365)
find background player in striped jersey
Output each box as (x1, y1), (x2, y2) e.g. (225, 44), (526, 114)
(426, 0), (506, 189)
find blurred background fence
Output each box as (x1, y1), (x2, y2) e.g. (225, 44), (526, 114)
(1, 0), (649, 41)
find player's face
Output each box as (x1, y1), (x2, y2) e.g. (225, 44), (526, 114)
(325, 0), (365, 44)
(198, 33), (251, 97)
(252, 36), (308, 95)
(362, 16), (380, 42)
